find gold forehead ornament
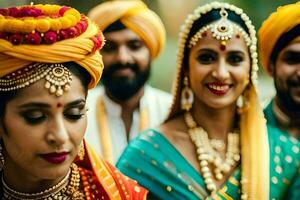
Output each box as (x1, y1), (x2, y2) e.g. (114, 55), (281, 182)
(0, 63), (72, 97)
(188, 7), (251, 49)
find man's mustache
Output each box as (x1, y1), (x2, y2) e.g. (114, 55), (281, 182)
(105, 63), (139, 74)
(287, 78), (300, 87)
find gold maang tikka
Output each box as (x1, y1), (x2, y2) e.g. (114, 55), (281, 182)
(0, 63), (72, 97)
(188, 7), (251, 50)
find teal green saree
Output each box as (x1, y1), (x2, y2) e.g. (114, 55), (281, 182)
(117, 126), (299, 199)
(264, 101), (300, 199)
(117, 129), (241, 199)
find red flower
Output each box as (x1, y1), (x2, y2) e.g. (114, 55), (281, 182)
(59, 6), (70, 16)
(26, 32), (42, 44)
(0, 9), (8, 16)
(20, 7), (43, 17)
(78, 19), (88, 33)
(9, 33), (23, 45)
(98, 35), (104, 48)
(44, 31), (57, 44)
(74, 24), (83, 35)
(8, 7), (21, 18)
(59, 29), (68, 39)
(67, 27), (78, 38)
(0, 32), (8, 39)
(91, 34), (103, 52)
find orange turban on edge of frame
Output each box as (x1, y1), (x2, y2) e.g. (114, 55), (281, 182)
(258, 2), (300, 75)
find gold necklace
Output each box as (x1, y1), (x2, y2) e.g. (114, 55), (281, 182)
(2, 163), (84, 200)
(184, 112), (240, 193)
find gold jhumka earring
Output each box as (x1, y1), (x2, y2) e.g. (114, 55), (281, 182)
(77, 142), (85, 161)
(236, 76), (250, 114)
(236, 90), (250, 114)
(181, 75), (194, 111)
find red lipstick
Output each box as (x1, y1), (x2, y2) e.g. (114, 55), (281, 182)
(41, 152), (69, 164)
(206, 82), (231, 96)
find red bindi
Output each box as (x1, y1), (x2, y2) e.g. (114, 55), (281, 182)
(57, 103), (63, 108)
(220, 44), (226, 51)
(220, 42), (226, 51)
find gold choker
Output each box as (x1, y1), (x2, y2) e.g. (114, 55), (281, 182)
(2, 163), (84, 200)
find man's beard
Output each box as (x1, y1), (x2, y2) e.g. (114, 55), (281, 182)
(101, 62), (151, 101)
(275, 76), (300, 113)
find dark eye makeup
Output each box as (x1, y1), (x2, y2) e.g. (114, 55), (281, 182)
(19, 100), (86, 125)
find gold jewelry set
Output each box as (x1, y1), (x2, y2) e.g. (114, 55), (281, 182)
(184, 4), (257, 91)
(172, 3), (258, 116)
(176, 2), (255, 195)
(184, 112), (240, 193)
(0, 63), (72, 97)
(2, 163), (84, 200)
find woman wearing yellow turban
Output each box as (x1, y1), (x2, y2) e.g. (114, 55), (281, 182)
(259, 2), (300, 200)
(0, 4), (147, 199)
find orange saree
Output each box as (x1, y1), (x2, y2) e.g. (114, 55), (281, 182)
(74, 141), (148, 200)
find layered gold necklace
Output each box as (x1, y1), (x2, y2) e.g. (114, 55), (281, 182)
(2, 163), (84, 200)
(184, 112), (240, 193)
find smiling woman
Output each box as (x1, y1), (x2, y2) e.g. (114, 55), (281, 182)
(0, 4), (147, 200)
(116, 2), (277, 200)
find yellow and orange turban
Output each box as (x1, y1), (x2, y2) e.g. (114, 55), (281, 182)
(88, 0), (166, 59)
(258, 2), (300, 74)
(0, 4), (104, 88)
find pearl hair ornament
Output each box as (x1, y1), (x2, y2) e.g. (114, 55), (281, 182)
(188, 8), (251, 48)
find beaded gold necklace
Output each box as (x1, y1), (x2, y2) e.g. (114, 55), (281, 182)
(184, 112), (240, 193)
(2, 163), (84, 200)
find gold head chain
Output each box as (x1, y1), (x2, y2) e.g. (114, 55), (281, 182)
(0, 63), (72, 97)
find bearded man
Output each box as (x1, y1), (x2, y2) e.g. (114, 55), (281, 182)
(86, 0), (172, 163)
(259, 2), (300, 137)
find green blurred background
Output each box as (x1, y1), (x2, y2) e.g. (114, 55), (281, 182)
(1, 0), (298, 103)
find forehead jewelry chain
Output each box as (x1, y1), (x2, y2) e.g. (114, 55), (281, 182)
(211, 7), (234, 43)
(45, 64), (72, 96)
(188, 7), (251, 49)
(0, 63), (72, 97)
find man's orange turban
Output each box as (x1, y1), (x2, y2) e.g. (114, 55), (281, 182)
(88, 0), (166, 59)
(258, 2), (300, 74)
(0, 4), (104, 88)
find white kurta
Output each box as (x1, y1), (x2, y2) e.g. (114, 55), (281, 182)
(85, 85), (172, 163)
